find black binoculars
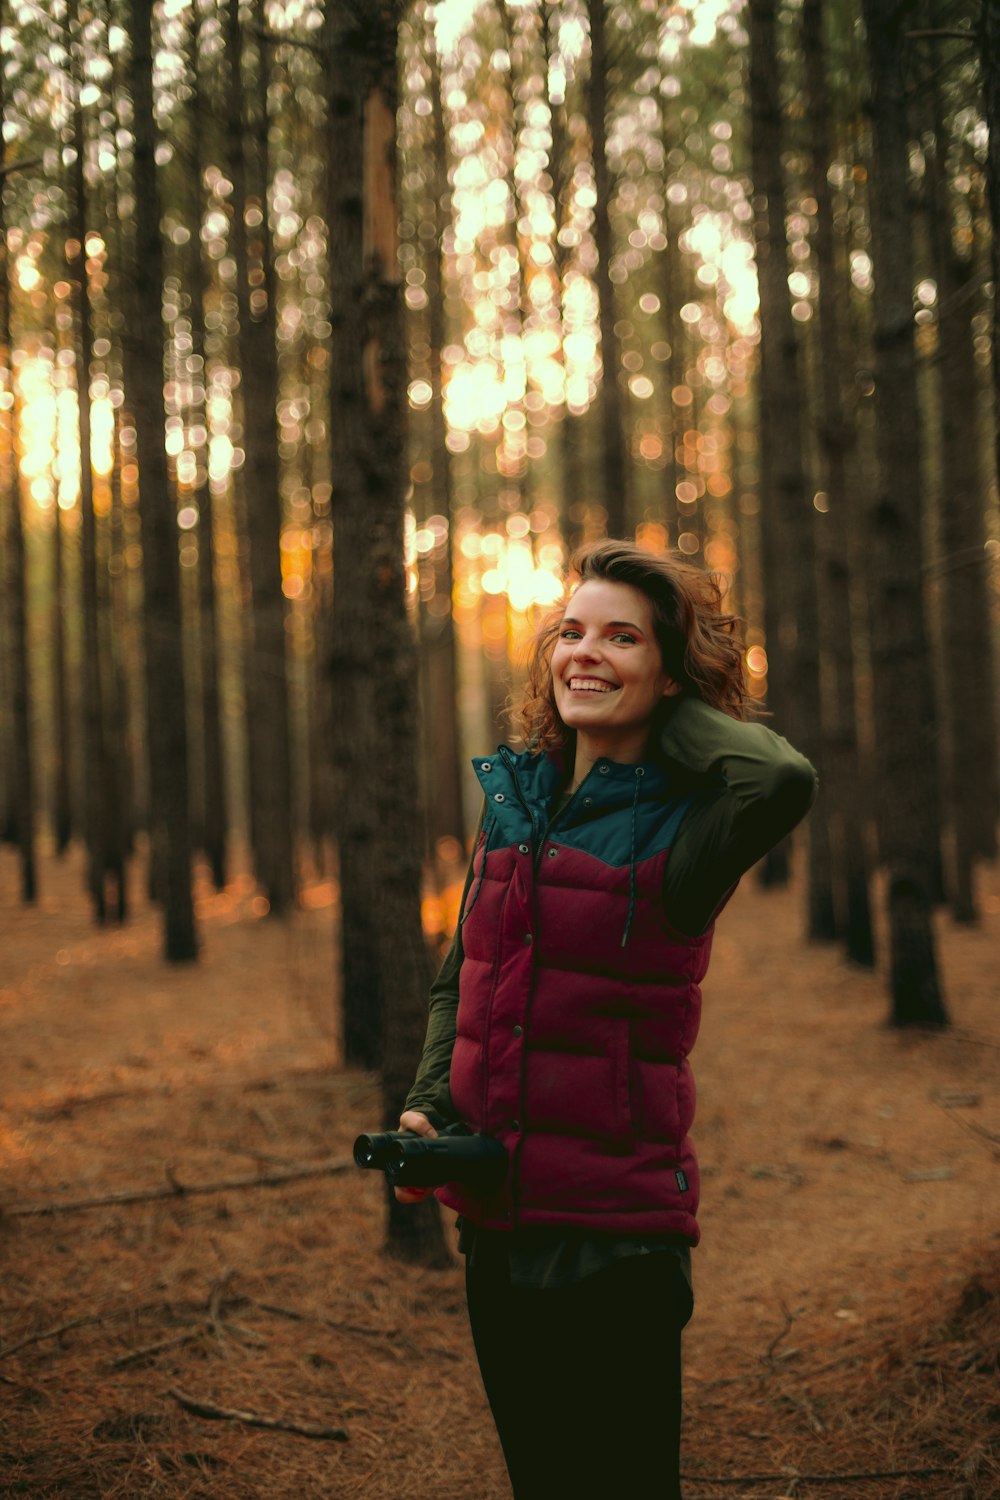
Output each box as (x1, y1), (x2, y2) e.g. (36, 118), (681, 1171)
(353, 1122), (508, 1192)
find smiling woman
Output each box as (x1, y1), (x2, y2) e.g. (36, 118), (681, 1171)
(518, 541), (749, 758)
(397, 539), (818, 1500)
(549, 578), (682, 782)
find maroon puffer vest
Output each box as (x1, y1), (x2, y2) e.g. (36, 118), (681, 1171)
(437, 746), (718, 1244)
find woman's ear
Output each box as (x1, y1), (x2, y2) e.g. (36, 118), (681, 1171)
(661, 677), (682, 699)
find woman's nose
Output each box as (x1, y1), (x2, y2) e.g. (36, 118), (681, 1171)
(573, 635), (601, 661)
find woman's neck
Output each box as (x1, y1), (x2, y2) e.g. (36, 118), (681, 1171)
(567, 729), (651, 793)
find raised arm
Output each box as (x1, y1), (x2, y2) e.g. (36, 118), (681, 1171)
(659, 697), (818, 935)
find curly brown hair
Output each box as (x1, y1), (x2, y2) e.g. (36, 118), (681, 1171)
(512, 539), (750, 750)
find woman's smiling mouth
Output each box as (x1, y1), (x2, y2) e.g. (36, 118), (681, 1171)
(568, 677), (620, 694)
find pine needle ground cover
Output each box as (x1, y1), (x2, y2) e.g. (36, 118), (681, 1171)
(1, 850), (997, 1499)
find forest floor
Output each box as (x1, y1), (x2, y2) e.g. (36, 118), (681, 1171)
(0, 845), (997, 1500)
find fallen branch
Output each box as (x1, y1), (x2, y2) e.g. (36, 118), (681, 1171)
(30, 1086), (161, 1121)
(169, 1386), (348, 1441)
(0, 1299), (212, 1362)
(220, 1320), (268, 1347)
(3, 1157), (353, 1218)
(0, 1314), (102, 1361)
(110, 1330), (202, 1369)
(680, 1467), (953, 1487)
(760, 1301), (796, 1371)
(949, 1028), (1000, 1052)
(250, 1298), (400, 1342)
(935, 1102), (1000, 1153)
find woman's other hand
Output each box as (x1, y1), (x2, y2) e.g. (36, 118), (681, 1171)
(393, 1111), (438, 1203)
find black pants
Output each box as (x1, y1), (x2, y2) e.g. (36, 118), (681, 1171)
(465, 1249), (691, 1500)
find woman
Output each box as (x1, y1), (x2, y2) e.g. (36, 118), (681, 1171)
(398, 540), (817, 1500)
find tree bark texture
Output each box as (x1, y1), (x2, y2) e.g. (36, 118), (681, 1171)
(541, 1), (585, 554)
(124, 0), (197, 961)
(747, 0), (828, 932)
(859, 0), (945, 1024)
(422, 26), (465, 854)
(585, 0), (627, 538)
(357, 1), (448, 1266)
(327, 0), (384, 1068)
(70, 17), (121, 922)
(923, 76), (998, 921)
(497, 0), (531, 515)
(189, 11), (228, 891)
(97, 9), (138, 878)
(803, 0), (875, 965)
(103, 421), (130, 918)
(226, 0), (295, 913)
(982, 2), (1000, 549)
(660, 171), (684, 542)
(51, 497), (72, 854)
(0, 34), (36, 904)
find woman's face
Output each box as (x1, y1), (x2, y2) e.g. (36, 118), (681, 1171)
(550, 579), (680, 746)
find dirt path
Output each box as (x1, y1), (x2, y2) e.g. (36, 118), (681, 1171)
(1, 848), (997, 1499)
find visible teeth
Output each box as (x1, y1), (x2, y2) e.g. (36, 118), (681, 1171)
(569, 678), (615, 693)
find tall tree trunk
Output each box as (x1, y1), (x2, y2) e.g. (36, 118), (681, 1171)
(496, 0), (532, 514)
(860, 0), (945, 1025)
(70, 12), (114, 921)
(51, 495), (72, 854)
(327, 1), (382, 1067)
(226, 0), (294, 913)
(659, 162), (684, 542)
(359, 2), (448, 1266)
(422, 26), (465, 855)
(747, 0), (828, 931)
(0, 156), (35, 903)
(308, 563), (333, 870)
(923, 75), (998, 921)
(125, 0), (197, 961)
(541, 1), (585, 554)
(803, 0), (875, 965)
(97, 0), (137, 881)
(584, 0), (627, 538)
(189, 9), (228, 891)
(982, 4), (1000, 561)
(103, 424), (129, 919)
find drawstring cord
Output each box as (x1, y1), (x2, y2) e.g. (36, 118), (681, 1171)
(621, 766), (644, 948)
(460, 815), (495, 926)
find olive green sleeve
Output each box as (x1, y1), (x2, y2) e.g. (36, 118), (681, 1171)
(659, 697), (818, 935)
(402, 921), (464, 1129)
(402, 804), (485, 1128)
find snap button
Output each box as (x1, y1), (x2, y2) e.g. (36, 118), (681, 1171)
(494, 792), (505, 802)
(636, 766), (645, 778)
(523, 932), (533, 945)
(481, 761), (492, 771)
(512, 1024), (523, 1037)
(517, 843), (529, 854)
(547, 848), (558, 858)
(598, 762), (610, 774)
(583, 796), (593, 807)
(510, 1119), (520, 1133)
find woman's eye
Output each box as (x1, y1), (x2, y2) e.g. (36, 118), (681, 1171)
(559, 628), (581, 640)
(611, 632), (638, 644)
